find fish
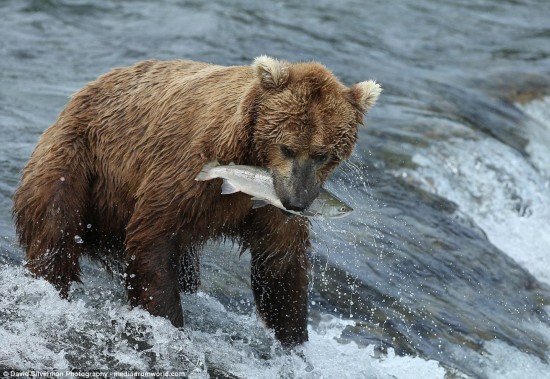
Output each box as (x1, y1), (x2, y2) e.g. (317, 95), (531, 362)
(195, 161), (353, 218)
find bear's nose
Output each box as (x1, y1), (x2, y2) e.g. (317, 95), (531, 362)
(283, 200), (308, 212)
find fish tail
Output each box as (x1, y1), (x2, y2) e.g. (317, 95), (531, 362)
(195, 160), (220, 181)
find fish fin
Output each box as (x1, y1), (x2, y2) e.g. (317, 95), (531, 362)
(221, 179), (240, 195)
(252, 199), (269, 209)
(195, 160), (220, 181)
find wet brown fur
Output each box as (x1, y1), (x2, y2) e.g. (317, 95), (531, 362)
(12, 56), (380, 347)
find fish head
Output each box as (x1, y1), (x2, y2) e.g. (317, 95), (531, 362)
(303, 191), (354, 218)
(326, 200), (354, 218)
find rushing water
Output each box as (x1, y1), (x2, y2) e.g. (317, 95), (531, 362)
(1, 0), (550, 377)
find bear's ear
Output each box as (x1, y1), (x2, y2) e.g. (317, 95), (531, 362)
(252, 55), (290, 89)
(348, 80), (382, 112)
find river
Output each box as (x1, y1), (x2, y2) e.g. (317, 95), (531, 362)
(1, 0), (550, 378)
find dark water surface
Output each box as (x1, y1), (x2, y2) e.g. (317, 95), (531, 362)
(1, 0), (550, 377)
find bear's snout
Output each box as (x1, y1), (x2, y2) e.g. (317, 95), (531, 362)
(282, 198), (310, 212)
(273, 159), (320, 213)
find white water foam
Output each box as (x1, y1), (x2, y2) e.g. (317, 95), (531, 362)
(482, 322), (550, 379)
(395, 97), (550, 377)
(0, 265), (446, 378)
(400, 104), (550, 285)
(522, 97), (550, 182)
(0, 265), (207, 376)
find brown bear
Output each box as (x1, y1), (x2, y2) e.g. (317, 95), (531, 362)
(12, 56), (381, 347)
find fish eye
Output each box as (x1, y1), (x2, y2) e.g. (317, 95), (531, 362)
(339, 207), (346, 212)
(280, 145), (297, 159)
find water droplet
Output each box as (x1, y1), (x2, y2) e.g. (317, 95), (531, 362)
(74, 235), (84, 244)
(87, 224), (92, 229)
(130, 255), (136, 260)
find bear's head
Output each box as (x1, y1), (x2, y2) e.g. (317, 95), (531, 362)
(251, 56), (381, 212)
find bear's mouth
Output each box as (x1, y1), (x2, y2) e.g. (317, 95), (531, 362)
(280, 208), (297, 217)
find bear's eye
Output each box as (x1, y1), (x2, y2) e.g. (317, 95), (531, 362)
(280, 145), (297, 159)
(312, 152), (329, 164)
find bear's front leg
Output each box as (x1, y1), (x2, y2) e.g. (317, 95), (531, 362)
(124, 232), (184, 328)
(251, 251), (309, 347)
(243, 208), (311, 347)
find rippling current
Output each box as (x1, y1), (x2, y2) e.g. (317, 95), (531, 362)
(1, 1), (550, 378)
